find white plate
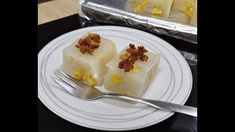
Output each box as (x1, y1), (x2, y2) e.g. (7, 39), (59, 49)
(38, 26), (193, 131)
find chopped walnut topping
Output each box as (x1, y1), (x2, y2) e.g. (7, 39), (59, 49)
(119, 53), (130, 60)
(75, 33), (100, 55)
(140, 54), (148, 61)
(118, 44), (148, 72)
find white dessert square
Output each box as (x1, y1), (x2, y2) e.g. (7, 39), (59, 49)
(104, 44), (160, 97)
(63, 33), (117, 86)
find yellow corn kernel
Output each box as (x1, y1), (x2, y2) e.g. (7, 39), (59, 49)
(151, 7), (163, 16)
(74, 70), (83, 80)
(74, 71), (96, 86)
(82, 73), (96, 86)
(82, 73), (90, 80)
(87, 78), (96, 86)
(135, 4), (142, 13)
(185, 3), (193, 8)
(112, 75), (122, 84)
(181, 2), (194, 18)
(181, 8), (193, 18)
(130, 66), (140, 73)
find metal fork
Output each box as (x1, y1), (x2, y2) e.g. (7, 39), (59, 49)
(52, 69), (197, 117)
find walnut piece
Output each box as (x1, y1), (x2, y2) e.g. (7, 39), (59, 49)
(75, 33), (100, 55)
(118, 44), (148, 72)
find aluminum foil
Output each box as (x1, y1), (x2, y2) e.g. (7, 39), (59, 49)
(78, 0), (197, 44)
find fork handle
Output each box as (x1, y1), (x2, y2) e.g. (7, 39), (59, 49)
(102, 93), (197, 117)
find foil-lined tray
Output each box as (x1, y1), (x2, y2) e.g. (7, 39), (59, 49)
(78, 0), (197, 44)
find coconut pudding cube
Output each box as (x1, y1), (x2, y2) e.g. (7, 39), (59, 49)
(104, 44), (160, 97)
(63, 33), (117, 86)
